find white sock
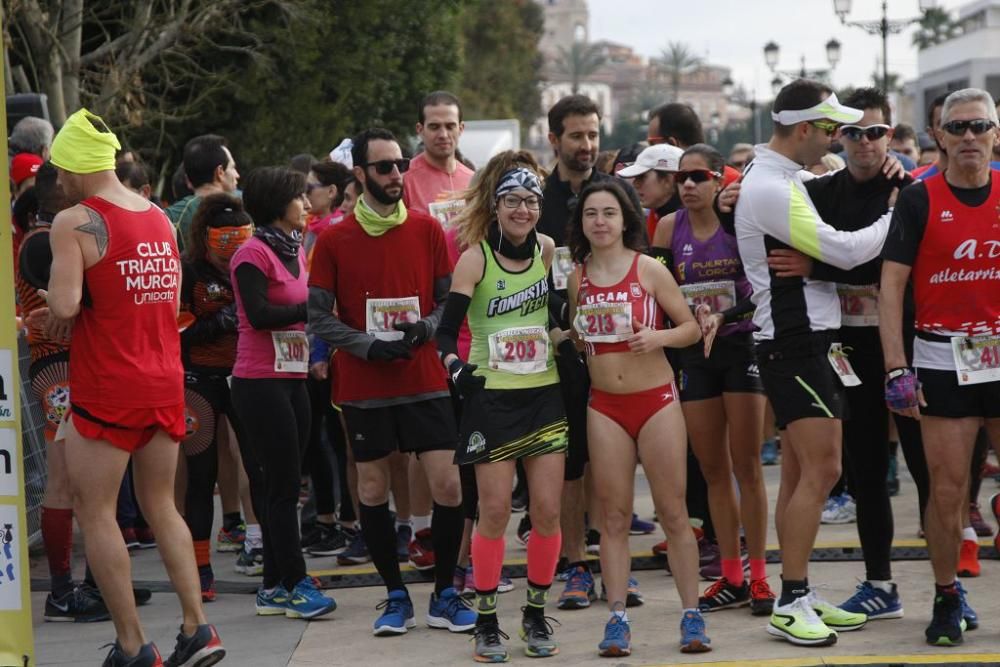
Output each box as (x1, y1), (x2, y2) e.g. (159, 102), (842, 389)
(869, 580), (894, 593)
(412, 514), (431, 533)
(611, 609), (628, 622)
(683, 607), (700, 614)
(963, 526), (977, 542)
(245, 523), (263, 550)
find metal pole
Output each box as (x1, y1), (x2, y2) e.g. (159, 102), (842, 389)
(882, 1), (890, 91)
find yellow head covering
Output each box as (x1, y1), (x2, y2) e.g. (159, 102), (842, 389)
(49, 108), (121, 174)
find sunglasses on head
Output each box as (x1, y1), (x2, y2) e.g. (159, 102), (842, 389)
(676, 169), (721, 184)
(839, 124), (891, 142)
(941, 119), (997, 136)
(306, 182), (327, 193)
(364, 158), (410, 175)
(809, 120), (840, 136)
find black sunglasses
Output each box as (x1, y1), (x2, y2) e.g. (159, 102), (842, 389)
(676, 169), (721, 184)
(941, 119), (996, 136)
(364, 158), (410, 175)
(839, 124), (891, 142)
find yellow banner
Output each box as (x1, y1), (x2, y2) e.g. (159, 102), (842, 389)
(0, 45), (36, 667)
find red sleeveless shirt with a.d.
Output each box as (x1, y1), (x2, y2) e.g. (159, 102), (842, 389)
(69, 196), (184, 408)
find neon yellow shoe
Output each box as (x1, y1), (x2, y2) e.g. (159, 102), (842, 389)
(808, 591), (867, 631)
(767, 596), (837, 646)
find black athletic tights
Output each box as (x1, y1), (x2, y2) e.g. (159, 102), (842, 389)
(305, 376), (354, 522)
(231, 376), (311, 591)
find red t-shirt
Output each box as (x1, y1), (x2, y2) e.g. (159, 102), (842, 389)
(309, 211), (451, 403)
(70, 196), (184, 408)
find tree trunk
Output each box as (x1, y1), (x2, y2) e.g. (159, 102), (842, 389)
(60, 0), (84, 114)
(39, 50), (67, 125)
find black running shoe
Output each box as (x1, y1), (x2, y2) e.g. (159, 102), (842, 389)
(698, 577), (750, 612)
(305, 523), (349, 557)
(101, 641), (162, 666)
(925, 591), (964, 647)
(44, 585), (111, 623)
(163, 624), (226, 667)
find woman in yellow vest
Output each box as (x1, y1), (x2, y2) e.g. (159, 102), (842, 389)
(436, 160), (568, 663)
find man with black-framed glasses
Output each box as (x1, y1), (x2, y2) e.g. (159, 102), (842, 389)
(307, 127), (474, 638)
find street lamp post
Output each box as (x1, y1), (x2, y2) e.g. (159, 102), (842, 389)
(722, 76), (761, 145)
(833, 0), (937, 92)
(764, 39), (842, 88)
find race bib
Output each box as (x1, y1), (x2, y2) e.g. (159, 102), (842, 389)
(427, 198), (466, 229)
(837, 284), (878, 327)
(951, 334), (1000, 385)
(827, 342), (861, 387)
(488, 326), (549, 374)
(272, 330), (308, 374)
(575, 301), (633, 343)
(365, 297), (421, 341)
(680, 280), (736, 313)
(551, 246), (575, 291)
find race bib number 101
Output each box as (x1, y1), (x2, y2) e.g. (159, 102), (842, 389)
(272, 330), (308, 374)
(366, 297), (421, 341)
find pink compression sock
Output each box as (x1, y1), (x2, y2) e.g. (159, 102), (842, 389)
(722, 558), (744, 585)
(749, 558), (767, 582)
(526, 530), (562, 586)
(471, 530), (506, 592)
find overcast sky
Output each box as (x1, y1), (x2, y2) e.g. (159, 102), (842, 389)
(588, 0), (967, 99)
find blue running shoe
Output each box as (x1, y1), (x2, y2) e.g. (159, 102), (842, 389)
(255, 585), (289, 616)
(557, 566), (596, 610)
(598, 614), (631, 657)
(286, 577), (337, 619)
(374, 589), (416, 636)
(427, 587), (476, 632)
(680, 609), (712, 653)
(629, 514), (655, 535)
(761, 439), (779, 465)
(839, 581), (903, 620)
(956, 581), (978, 630)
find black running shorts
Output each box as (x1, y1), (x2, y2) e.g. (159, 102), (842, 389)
(676, 333), (764, 402)
(341, 397), (457, 463)
(755, 332), (845, 429)
(916, 367), (1000, 419)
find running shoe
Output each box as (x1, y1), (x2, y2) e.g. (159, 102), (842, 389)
(516, 514), (531, 546)
(767, 595), (837, 646)
(585, 528), (600, 554)
(162, 623), (225, 667)
(820, 494), (856, 525)
(761, 438), (779, 465)
(749, 578), (776, 616)
(498, 569), (515, 594)
(216, 523), (245, 553)
(305, 524), (349, 557)
(255, 585), (289, 616)
(374, 589), (415, 636)
(699, 548), (747, 581)
(520, 609), (559, 658)
(597, 614), (631, 657)
(199, 565), (216, 604)
(970, 503), (993, 537)
(556, 565), (596, 610)
(473, 618), (510, 663)
(808, 590), (867, 631)
(299, 522), (322, 551)
(957, 539), (980, 577)
(408, 528), (435, 571)
(956, 580), (978, 630)
(652, 540), (668, 558)
(337, 532), (371, 565)
(679, 609), (712, 653)
(554, 557), (571, 582)
(427, 587), (477, 631)
(629, 514), (655, 535)
(136, 527), (157, 549)
(454, 565), (469, 596)
(511, 485), (528, 514)
(698, 577), (749, 612)
(286, 576), (337, 620)
(982, 460), (1000, 479)
(83, 582), (150, 610)
(991, 492), (1000, 555)
(599, 577), (644, 607)
(44, 585), (111, 623)
(234, 547), (264, 576)
(698, 536), (719, 567)
(101, 641), (162, 667)
(926, 589), (964, 646)
(396, 524), (413, 562)
(887, 453), (900, 497)
(122, 527), (140, 550)
(838, 581), (903, 620)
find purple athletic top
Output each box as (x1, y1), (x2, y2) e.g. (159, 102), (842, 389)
(670, 208), (754, 336)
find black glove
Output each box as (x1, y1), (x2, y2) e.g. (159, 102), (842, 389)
(448, 358), (485, 397)
(393, 320), (430, 346)
(367, 338), (412, 361)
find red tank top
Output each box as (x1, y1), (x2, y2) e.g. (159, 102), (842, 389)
(912, 174), (1000, 336)
(576, 252), (664, 355)
(70, 197), (184, 408)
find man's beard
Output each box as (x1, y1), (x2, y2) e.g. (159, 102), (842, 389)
(367, 178), (402, 206)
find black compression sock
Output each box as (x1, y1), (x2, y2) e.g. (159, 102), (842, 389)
(359, 502), (404, 591)
(431, 502), (464, 594)
(778, 577), (809, 606)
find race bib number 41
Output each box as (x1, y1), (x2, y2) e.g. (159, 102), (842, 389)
(952, 334), (1000, 385)
(680, 280), (736, 313)
(837, 284), (878, 327)
(366, 297), (421, 341)
(272, 330), (308, 374)
(575, 302), (633, 343)
(488, 326), (549, 374)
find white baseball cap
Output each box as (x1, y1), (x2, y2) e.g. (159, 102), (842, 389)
(616, 144), (684, 178)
